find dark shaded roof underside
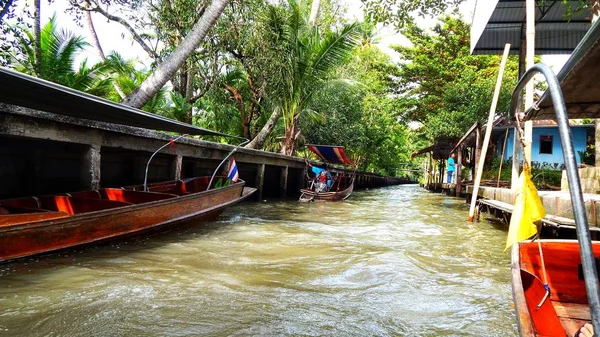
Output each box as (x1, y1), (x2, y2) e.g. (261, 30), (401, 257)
(471, 0), (592, 55)
(528, 19), (600, 120)
(0, 68), (234, 137)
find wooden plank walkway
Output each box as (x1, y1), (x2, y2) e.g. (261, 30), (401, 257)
(474, 198), (600, 232)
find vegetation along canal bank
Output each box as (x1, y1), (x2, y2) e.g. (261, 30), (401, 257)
(0, 185), (516, 336)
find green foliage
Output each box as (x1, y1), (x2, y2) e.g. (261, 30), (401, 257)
(393, 15), (519, 141)
(361, 0), (592, 30)
(361, 0), (462, 29)
(578, 144), (595, 165)
(262, 0), (361, 154)
(482, 156), (564, 189)
(303, 37), (416, 175)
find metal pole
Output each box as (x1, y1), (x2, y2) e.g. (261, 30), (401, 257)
(207, 139), (250, 191)
(143, 134), (188, 192)
(510, 63), (600, 333)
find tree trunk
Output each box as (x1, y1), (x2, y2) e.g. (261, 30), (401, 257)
(245, 107), (281, 150)
(308, 0), (320, 27)
(121, 0), (229, 109)
(280, 117), (300, 156)
(33, 0), (41, 76)
(0, 0), (15, 22)
(592, 0), (600, 23)
(185, 64), (194, 124)
(222, 82), (251, 139)
(85, 0), (105, 60)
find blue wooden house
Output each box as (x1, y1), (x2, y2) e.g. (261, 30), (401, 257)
(496, 123), (593, 166)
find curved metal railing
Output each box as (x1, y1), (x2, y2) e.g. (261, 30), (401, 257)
(510, 63), (600, 332)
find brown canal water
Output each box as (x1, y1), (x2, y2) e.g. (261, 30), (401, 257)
(0, 185), (517, 336)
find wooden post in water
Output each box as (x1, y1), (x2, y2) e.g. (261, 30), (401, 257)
(173, 154), (183, 180)
(468, 43), (511, 222)
(474, 124), (482, 181)
(81, 144), (101, 190)
(497, 129), (509, 188)
(280, 166), (288, 197)
(456, 145), (463, 196)
(255, 164), (265, 201)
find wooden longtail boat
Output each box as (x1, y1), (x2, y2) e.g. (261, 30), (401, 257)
(0, 177), (255, 262)
(299, 144), (356, 202)
(299, 177), (354, 202)
(512, 240), (597, 336)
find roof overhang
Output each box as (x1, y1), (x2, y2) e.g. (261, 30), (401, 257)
(0, 67), (237, 138)
(471, 0), (592, 55)
(527, 19), (600, 120)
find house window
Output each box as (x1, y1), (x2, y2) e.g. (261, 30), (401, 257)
(539, 135), (553, 154)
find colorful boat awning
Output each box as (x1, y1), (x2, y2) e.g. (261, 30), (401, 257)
(307, 145), (354, 166)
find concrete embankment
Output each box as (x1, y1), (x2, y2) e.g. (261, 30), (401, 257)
(0, 103), (411, 201)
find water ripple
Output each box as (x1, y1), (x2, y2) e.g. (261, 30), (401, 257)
(0, 185), (516, 336)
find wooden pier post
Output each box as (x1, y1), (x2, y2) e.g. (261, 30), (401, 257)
(172, 154), (183, 180)
(255, 164), (265, 200)
(456, 145), (463, 196)
(82, 144), (101, 190)
(280, 166), (288, 197)
(474, 123), (482, 177)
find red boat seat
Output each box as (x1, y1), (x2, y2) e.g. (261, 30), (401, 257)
(146, 180), (189, 195)
(0, 197), (41, 209)
(101, 189), (177, 204)
(38, 196), (131, 215)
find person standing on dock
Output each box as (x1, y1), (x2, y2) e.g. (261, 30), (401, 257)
(447, 153), (456, 184)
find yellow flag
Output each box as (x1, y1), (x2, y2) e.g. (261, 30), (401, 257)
(505, 167), (546, 251)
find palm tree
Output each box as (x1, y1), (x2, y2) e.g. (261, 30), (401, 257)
(11, 15), (114, 94)
(264, 0), (360, 155)
(100, 52), (170, 113)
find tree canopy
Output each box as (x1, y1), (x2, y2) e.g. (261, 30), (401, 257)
(1, 0), (553, 177)
(392, 15), (519, 141)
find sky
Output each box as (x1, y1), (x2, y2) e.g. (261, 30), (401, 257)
(35, 0), (570, 71)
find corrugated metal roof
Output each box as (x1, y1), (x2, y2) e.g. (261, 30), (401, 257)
(0, 67), (238, 138)
(527, 19), (600, 120)
(471, 0), (592, 55)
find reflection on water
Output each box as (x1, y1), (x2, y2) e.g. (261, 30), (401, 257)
(0, 185), (517, 336)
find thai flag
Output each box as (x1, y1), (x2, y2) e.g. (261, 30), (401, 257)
(227, 157), (239, 182)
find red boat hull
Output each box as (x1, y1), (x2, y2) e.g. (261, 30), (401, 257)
(511, 240), (599, 336)
(0, 178), (255, 262)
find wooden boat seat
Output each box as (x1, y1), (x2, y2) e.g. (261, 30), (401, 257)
(553, 301), (590, 337)
(0, 209), (70, 226)
(37, 196), (132, 215)
(68, 190), (102, 199)
(0, 196), (41, 209)
(129, 180), (189, 195)
(183, 177), (210, 193)
(100, 189), (177, 204)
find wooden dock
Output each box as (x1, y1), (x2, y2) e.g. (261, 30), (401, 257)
(475, 198), (600, 238)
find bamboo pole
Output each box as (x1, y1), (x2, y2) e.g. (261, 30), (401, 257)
(468, 43), (511, 222)
(497, 128), (509, 188)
